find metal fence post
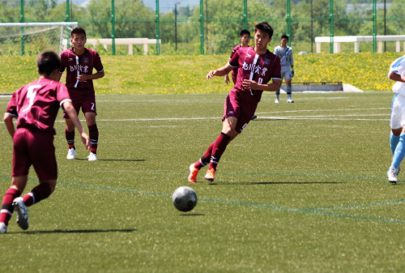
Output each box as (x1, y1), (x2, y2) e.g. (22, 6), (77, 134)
(372, 0), (377, 53)
(329, 0), (334, 53)
(243, 0), (248, 30)
(111, 0), (116, 55)
(199, 0), (204, 55)
(20, 0), (25, 56)
(286, 0), (292, 44)
(65, 0), (71, 49)
(155, 0), (160, 55)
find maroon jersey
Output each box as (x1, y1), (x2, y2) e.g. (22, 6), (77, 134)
(229, 46), (281, 101)
(60, 48), (104, 94)
(6, 78), (71, 134)
(229, 45), (242, 84)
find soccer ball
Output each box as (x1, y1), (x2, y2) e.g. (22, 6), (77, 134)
(172, 186), (197, 212)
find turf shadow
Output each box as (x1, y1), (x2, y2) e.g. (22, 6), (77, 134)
(16, 228), (136, 235)
(74, 158), (145, 162)
(222, 181), (345, 186)
(179, 213), (205, 217)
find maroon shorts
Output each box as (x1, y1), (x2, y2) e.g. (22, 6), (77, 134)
(223, 90), (258, 133)
(64, 91), (97, 119)
(12, 128), (57, 180)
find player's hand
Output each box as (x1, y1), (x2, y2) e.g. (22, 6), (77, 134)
(242, 79), (257, 90)
(224, 74), (230, 84)
(77, 74), (89, 82)
(80, 132), (90, 147)
(206, 70), (217, 79)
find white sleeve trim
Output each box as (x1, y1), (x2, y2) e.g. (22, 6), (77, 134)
(60, 98), (72, 107)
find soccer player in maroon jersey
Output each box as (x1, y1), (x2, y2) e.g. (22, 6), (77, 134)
(225, 29), (251, 85)
(188, 22), (282, 183)
(60, 27), (104, 161)
(0, 51), (89, 233)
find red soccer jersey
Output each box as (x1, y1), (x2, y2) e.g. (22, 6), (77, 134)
(6, 78), (71, 134)
(229, 44), (242, 84)
(229, 46), (281, 101)
(60, 48), (104, 93)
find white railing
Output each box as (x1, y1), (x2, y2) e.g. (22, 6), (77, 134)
(315, 35), (405, 53)
(63, 38), (160, 55)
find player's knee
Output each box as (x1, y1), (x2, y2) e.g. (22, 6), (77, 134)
(222, 129), (238, 139)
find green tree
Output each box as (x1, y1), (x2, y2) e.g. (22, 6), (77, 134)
(87, 0), (155, 38)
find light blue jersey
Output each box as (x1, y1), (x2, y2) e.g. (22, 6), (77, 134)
(389, 55), (405, 94)
(274, 46), (293, 68)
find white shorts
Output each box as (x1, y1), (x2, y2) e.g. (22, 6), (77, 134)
(281, 66), (292, 81)
(390, 93), (405, 129)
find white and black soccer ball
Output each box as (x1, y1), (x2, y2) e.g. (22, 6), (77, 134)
(172, 186), (197, 212)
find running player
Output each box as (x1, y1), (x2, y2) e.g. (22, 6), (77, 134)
(225, 29), (251, 85)
(274, 34), (294, 103)
(0, 51), (89, 233)
(188, 22), (281, 183)
(60, 27), (104, 161)
(387, 55), (405, 184)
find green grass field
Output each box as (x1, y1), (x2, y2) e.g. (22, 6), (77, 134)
(0, 52), (402, 94)
(0, 91), (404, 273)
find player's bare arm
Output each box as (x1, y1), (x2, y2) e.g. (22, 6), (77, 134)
(207, 64), (233, 79)
(389, 72), (405, 83)
(3, 112), (15, 137)
(242, 78), (282, 92)
(62, 101), (89, 147)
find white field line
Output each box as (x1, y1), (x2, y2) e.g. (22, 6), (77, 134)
(259, 107), (389, 115)
(90, 113), (389, 123)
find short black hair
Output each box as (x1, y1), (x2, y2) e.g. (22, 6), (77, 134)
(240, 29), (251, 37)
(281, 34), (289, 40)
(254, 22), (274, 39)
(71, 26), (86, 37)
(37, 51), (61, 76)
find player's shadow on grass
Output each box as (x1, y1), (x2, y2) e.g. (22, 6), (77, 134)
(75, 158), (145, 162)
(19, 228), (136, 235)
(179, 213), (205, 217)
(224, 181), (345, 185)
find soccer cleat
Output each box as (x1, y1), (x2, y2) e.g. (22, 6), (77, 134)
(387, 167), (399, 184)
(66, 148), (76, 160)
(251, 115), (258, 121)
(274, 97), (280, 104)
(287, 97), (294, 103)
(188, 163), (199, 184)
(13, 197), (29, 230)
(87, 152), (97, 162)
(204, 167), (216, 183)
(0, 222), (7, 234)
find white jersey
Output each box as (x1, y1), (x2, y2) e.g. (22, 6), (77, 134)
(389, 55), (405, 95)
(274, 46), (293, 68)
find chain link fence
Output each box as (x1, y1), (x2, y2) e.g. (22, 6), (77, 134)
(0, 0), (403, 55)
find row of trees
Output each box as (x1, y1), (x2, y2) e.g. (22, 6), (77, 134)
(1, 0), (404, 54)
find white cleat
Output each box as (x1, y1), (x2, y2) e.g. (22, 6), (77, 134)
(13, 197), (29, 230)
(66, 148), (76, 160)
(287, 98), (294, 103)
(88, 152), (97, 162)
(387, 167), (399, 184)
(0, 222), (7, 234)
(274, 97), (280, 104)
